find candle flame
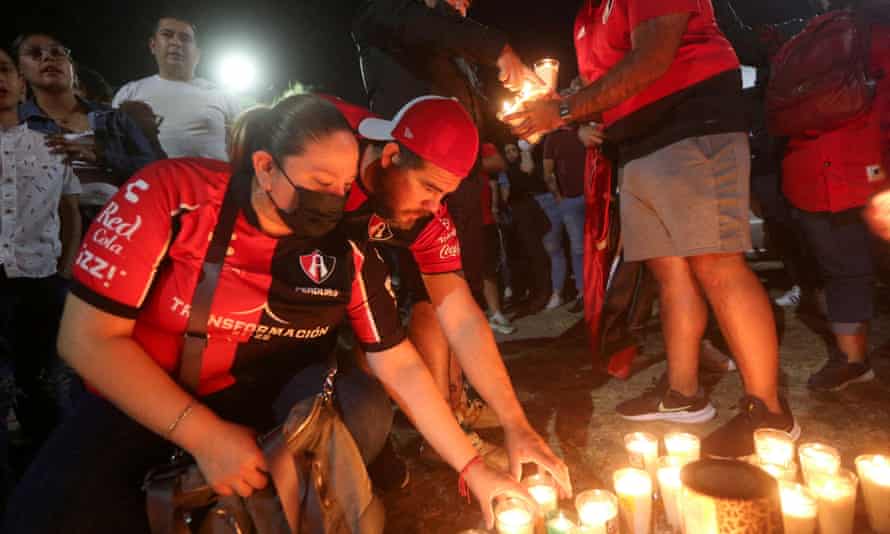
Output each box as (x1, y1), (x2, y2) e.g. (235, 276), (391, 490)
(779, 482), (817, 519)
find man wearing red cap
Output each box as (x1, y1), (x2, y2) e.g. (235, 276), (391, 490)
(337, 95), (571, 492)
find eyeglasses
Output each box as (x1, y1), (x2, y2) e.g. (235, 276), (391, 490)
(19, 45), (71, 61)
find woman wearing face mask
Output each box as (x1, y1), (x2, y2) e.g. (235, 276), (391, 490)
(4, 94), (536, 533)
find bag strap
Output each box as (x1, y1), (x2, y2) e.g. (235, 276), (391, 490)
(177, 175), (244, 392)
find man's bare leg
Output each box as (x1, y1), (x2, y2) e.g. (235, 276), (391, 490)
(688, 252), (781, 413)
(646, 256), (709, 397)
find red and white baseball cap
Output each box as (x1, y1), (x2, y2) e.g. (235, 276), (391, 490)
(317, 94), (380, 136)
(358, 96), (480, 179)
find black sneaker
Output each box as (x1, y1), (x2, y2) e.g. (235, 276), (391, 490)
(701, 396), (801, 459)
(616, 375), (716, 423)
(808, 349), (875, 392)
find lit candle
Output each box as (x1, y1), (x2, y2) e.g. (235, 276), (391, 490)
(778, 481), (817, 534)
(545, 512), (576, 534)
(495, 498), (535, 534)
(809, 468), (858, 534)
(575, 489), (618, 534)
(745, 454), (799, 482)
(524, 473), (559, 518)
(664, 432), (700, 464)
(613, 468), (653, 534)
(855, 454), (890, 533)
(754, 429), (795, 468)
(656, 456), (683, 531)
(798, 443), (841, 485)
(625, 432), (659, 481)
(533, 58), (560, 93)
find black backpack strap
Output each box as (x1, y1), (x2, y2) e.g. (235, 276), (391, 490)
(177, 175), (244, 392)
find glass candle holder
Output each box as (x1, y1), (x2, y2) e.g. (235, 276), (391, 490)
(575, 489), (619, 534)
(664, 432), (700, 465)
(656, 456), (684, 531)
(533, 58), (560, 93)
(809, 468), (858, 534)
(754, 428), (795, 468)
(524, 473), (559, 519)
(545, 511), (576, 534)
(798, 443), (840, 485)
(625, 432), (659, 481)
(495, 498), (536, 534)
(613, 468), (653, 534)
(855, 454), (890, 533)
(778, 481), (817, 534)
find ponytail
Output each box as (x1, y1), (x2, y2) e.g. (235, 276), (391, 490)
(228, 94), (351, 177)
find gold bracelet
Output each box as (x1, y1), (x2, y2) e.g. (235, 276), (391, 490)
(166, 400), (196, 437)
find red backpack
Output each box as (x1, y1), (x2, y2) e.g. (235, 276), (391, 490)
(767, 10), (875, 137)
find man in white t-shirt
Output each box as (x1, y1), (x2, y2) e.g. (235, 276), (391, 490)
(112, 13), (241, 160)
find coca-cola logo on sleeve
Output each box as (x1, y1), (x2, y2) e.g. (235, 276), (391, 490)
(90, 200), (142, 255)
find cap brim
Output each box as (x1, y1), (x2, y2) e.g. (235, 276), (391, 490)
(357, 117), (396, 141)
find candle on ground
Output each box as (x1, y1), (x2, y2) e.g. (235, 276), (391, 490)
(754, 429), (795, 468)
(798, 443), (840, 485)
(613, 467), (653, 534)
(809, 468), (858, 534)
(524, 473), (559, 518)
(496, 498), (535, 534)
(656, 456), (683, 531)
(855, 454), (890, 533)
(625, 432), (659, 481)
(778, 481), (817, 534)
(664, 432), (700, 465)
(575, 489), (618, 534)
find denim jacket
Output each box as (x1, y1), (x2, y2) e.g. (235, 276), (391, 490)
(19, 97), (162, 184)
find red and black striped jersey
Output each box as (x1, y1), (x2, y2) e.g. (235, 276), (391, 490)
(71, 158), (403, 396)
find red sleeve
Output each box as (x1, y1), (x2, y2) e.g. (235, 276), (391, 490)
(346, 242), (405, 352)
(628, 0), (700, 29)
(408, 206), (463, 274)
(70, 162), (179, 318)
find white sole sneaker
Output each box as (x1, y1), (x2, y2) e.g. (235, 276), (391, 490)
(827, 369), (876, 392)
(620, 403), (717, 424)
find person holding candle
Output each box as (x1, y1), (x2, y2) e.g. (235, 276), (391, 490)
(504, 0), (798, 458)
(323, 95), (572, 496)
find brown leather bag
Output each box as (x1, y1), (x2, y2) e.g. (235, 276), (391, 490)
(142, 174), (384, 534)
(143, 369), (385, 534)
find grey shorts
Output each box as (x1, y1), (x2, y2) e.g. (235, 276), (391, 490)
(619, 132), (752, 262)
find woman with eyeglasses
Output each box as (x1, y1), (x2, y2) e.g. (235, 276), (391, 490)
(13, 32), (163, 227)
(4, 94), (535, 533)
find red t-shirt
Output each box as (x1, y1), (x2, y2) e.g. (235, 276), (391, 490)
(72, 159), (404, 396)
(782, 22), (890, 213)
(344, 180), (463, 274)
(574, 0), (740, 126)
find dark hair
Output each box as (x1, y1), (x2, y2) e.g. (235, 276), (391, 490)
(0, 48), (16, 70)
(10, 32), (70, 66)
(75, 66), (113, 104)
(229, 94), (353, 177)
(154, 8), (199, 39)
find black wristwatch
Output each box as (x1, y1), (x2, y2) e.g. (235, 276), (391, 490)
(558, 98), (572, 124)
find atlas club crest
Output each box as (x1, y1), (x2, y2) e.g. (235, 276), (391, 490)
(300, 250), (336, 285)
(368, 214), (394, 242)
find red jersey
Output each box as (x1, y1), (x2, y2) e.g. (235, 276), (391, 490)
(574, 0), (739, 126)
(72, 159), (403, 396)
(344, 179), (463, 274)
(782, 23), (890, 213)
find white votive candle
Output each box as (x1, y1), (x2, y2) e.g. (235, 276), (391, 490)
(656, 456), (683, 531)
(779, 481), (817, 534)
(575, 489), (619, 534)
(856, 454), (890, 533)
(545, 512), (576, 534)
(625, 432), (659, 481)
(799, 443), (841, 485)
(525, 473), (559, 518)
(754, 428), (795, 467)
(613, 467), (653, 534)
(809, 468), (858, 534)
(664, 432), (700, 464)
(496, 498), (535, 534)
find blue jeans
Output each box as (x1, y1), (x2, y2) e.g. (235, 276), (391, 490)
(4, 364), (392, 534)
(534, 193), (586, 294)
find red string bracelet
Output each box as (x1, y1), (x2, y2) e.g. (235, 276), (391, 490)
(458, 454), (484, 503)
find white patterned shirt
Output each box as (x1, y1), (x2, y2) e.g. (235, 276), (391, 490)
(0, 124), (81, 278)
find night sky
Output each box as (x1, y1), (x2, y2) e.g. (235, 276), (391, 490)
(4, 0), (814, 107)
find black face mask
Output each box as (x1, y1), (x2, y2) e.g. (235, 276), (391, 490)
(267, 162), (347, 239)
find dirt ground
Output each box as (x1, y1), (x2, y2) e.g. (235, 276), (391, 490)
(381, 271), (890, 533)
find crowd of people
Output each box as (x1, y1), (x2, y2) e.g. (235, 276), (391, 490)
(0, 0), (888, 531)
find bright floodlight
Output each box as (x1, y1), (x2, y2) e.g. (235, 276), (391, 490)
(217, 53), (257, 94)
